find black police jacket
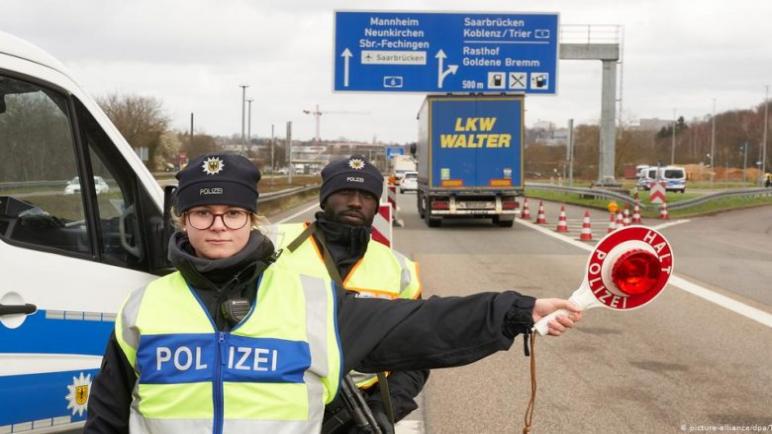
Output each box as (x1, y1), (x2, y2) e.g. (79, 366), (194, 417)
(84, 230), (535, 433)
(85, 286), (534, 433)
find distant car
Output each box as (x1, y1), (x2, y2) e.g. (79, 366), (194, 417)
(636, 167), (658, 191)
(660, 166), (687, 193)
(64, 176), (110, 195)
(637, 166), (686, 193)
(400, 171), (418, 193)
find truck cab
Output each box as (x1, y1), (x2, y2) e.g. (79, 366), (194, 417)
(0, 31), (171, 432)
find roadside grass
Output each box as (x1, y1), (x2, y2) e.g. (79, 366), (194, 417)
(524, 187), (772, 218)
(666, 195), (772, 219)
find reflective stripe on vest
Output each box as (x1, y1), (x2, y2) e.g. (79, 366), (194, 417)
(115, 265), (341, 434)
(270, 223), (422, 388)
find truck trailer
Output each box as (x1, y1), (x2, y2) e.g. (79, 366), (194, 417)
(416, 95), (524, 227)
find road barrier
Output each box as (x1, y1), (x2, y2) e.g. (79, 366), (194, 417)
(372, 204), (393, 248)
(659, 202), (670, 220)
(579, 211), (593, 241)
(521, 197), (532, 220)
(607, 213), (617, 233)
(536, 201), (547, 224)
(555, 206), (568, 232)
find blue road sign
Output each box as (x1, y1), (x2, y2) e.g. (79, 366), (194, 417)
(385, 146), (405, 158)
(334, 11), (559, 94)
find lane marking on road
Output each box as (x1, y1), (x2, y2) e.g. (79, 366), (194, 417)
(275, 202), (319, 224)
(652, 219), (691, 230)
(515, 218), (772, 329)
(668, 275), (772, 328)
(396, 420), (425, 434)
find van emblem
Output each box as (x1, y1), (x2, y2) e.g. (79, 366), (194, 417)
(202, 157), (225, 175)
(65, 372), (92, 416)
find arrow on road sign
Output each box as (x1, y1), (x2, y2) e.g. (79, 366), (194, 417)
(341, 48), (352, 87)
(435, 50), (458, 89)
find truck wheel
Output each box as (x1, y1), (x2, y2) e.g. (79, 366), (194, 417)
(424, 208), (441, 227)
(417, 192), (426, 219)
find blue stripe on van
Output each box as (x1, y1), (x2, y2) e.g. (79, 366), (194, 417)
(0, 369), (98, 426)
(0, 310), (114, 356)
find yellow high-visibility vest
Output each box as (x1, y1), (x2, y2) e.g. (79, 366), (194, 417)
(114, 263), (341, 434)
(267, 222), (421, 388)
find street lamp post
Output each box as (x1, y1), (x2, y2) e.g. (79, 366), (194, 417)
(246, 98), (253, 151)
(567, 118), (575, 186)
(741, 143), (748, 183)
(711, 99), (716, 183)
(762, 85), (769, 185)
(671, 109), (676, 165)
(239, 84), (249, 146)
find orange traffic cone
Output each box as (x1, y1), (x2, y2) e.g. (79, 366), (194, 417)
(555, 205), (568, 232)
(607, 212), (617, 233)
(579, 211), (593, 241)
(536, 201), (547, 224)
(623, 207), (631, 226)
(632, 203), (642, 224)
(521, 198), (531, 220)
(659, 202), (670, 220)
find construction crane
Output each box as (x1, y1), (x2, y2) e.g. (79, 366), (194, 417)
(302, 104), (369, 143)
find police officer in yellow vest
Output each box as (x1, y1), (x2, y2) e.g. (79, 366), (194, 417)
(85, 153), (582, 434)
(268, 155), (425, 433)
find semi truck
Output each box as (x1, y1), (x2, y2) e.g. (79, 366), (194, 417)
(416, 95), (524, 227)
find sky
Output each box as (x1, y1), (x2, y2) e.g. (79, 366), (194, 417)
(2, 0), (771, 144)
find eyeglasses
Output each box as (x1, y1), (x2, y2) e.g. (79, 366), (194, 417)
(186, 208), (250, 230)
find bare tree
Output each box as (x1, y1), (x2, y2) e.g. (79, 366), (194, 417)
(97, 94), (169, 168)
(179, 132), (219, 160)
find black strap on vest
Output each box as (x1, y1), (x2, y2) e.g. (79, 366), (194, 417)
(286, 222), (317, 253)
(376, 372), (395, 424)
(286, 222), (395, 426)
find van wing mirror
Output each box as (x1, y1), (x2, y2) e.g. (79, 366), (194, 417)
(150, 185), (177, 272)
(163, 184), (177, 241)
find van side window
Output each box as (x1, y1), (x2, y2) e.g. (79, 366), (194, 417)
(73, 98), (149, 271)
(0, 74), (92, 255)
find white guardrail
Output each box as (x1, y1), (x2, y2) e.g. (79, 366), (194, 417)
(258, 185), (320, 203)
(3, 181), (768, 211)
(525, 183), (772, 211)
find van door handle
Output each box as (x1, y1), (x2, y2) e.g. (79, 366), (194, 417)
(0, 303), (37, 316)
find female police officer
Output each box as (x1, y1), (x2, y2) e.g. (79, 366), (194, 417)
(85, 153), (581, 434)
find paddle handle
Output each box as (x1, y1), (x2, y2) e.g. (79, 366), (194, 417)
(532, 286), (598, 336)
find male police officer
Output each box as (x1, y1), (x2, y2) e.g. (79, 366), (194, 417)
(270, 155), (424, 433)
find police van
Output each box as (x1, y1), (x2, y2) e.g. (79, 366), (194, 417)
(0, 31), (173, 432)
(637, 166), (687, 193)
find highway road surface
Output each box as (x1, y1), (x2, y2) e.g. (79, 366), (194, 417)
(271, 194), (772, 434)
(65, 196), (770, 434)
